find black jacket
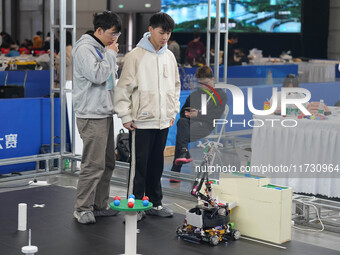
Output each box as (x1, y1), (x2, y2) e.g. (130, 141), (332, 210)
(180, 88), (227, 130)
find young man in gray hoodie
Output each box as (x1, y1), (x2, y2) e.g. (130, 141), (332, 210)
(114, 12), (181, 221)
(72, 11), (121, 224)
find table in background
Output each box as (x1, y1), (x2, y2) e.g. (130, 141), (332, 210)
(179, 64), (298, 89)
(251, 107), (340, 198)
(238, 58), (339, 83)
(297, 61), (337, 83)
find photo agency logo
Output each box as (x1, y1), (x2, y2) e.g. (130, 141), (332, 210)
(200, 83), (223, 114)
(201, 84), (312, 128)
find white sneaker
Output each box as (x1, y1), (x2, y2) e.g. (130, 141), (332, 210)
(73, 210), (96, 224)
(145, 206), (173, 217)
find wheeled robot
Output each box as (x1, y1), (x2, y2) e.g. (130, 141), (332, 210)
(176, 142), (241, 246)
(176, 204), (240, 246)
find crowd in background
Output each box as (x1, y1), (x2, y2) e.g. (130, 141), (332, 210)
(0, 29), (250, 67)
(167, 32), (249, 67)
(0, 30), (60, 57)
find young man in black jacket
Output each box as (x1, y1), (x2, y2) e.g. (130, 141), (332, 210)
(170, 66), (227, 182)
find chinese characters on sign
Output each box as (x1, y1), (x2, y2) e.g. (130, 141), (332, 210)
(0, 134), (18, 149)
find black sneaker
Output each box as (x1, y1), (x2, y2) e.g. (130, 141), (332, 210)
(146, 206), (173, 217)
(175, 148), (192, 165)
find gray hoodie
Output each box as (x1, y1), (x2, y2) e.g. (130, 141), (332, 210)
(72, 34), (117, 118)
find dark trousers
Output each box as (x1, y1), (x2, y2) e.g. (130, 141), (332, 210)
(128, 128), (169, 207)
(171, 118), (211, 173)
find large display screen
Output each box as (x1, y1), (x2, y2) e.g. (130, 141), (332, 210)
(161, 0), (302, 33)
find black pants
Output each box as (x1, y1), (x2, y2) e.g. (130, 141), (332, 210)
(171, 118), (211, 173)
(128, 128), (169, 207)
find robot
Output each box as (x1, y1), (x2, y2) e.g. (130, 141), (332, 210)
(176, 141), (241, 246)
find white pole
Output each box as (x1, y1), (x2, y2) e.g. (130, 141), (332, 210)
(224, 0), (230, 83)
(18, 203), (27, 231)
(124, 212), (138, 255)
(206, 0), (212, 66)
(214, 0), (221, 81)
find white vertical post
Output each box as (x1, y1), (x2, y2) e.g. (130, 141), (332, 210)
(214, 0), (221, 81)
(60, 0), (66, 158)
(206, 0), (212, 66)
(50, 0), (55, 156)
(18, 203), (27, 231)
(124, 212), (138, 255)
(224, 0), (230, 83)
(71, 0), (76, 172)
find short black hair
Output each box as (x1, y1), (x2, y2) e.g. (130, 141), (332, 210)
(283, 74), (299, 88)
(93, 11), (122, 32)
(149, 12), (175, 32)
(193, 32), (201, 39)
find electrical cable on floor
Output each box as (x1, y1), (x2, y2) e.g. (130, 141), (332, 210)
(293, 198), (325, 232)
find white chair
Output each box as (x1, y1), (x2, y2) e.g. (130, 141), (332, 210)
(205, 104), (229, 144)
(203, 104), (229, 166)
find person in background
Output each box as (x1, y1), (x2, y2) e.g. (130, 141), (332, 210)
(233, 48), (249, 65)
(20, 39), (33, 53)
(270, 74), (308, 113)
(185, 32), (206, 66)
(170, 66), (227, 182)
(43, 32), (51, 51)
(1, 43), (10, 54)
(45, 31), (60, 53)
(168, 37), (181, 64)
(55, 31), (73, 87)
(72, 10), (122, 224)
(54, 33), (60, 53)
(5, 45), (20, 57)
(209, 47), (224, 66)
(227, 33), (238, 65)
(114, 12), (180, 221)
(0, 31), (15, 48)
(33, 31), (43, 49)
(307, 101), (330, 114)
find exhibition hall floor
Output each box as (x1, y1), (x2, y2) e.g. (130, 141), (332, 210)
(1, 162), (340, 255)
(1, 184), (340, 255)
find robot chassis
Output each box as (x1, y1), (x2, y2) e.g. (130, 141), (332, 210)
(176, 140), (241, 246)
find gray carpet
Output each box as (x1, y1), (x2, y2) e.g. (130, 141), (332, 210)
(0, 185), (338, 255)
